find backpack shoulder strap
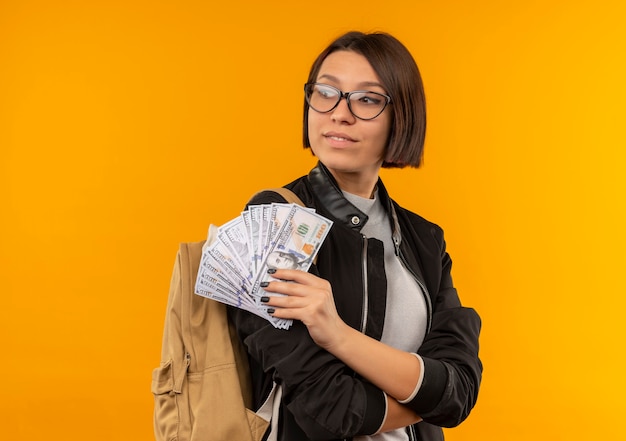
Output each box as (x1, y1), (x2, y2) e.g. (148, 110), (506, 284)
(255, 187), (306, 207)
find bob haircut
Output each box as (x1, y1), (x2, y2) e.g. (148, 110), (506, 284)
(303, 31), (427, 168)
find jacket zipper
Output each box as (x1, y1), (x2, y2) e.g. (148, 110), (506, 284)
(360, 235), (369, 333)
(394, 237), (432, 334)
(393, 238), (422, 441)
(407, 423), (417, 441)
(343, 236), (369, 441)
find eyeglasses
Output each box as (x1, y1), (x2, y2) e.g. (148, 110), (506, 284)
(304, 83), (391, 120)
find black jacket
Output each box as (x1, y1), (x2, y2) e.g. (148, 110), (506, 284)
(228, 162), (482, 441)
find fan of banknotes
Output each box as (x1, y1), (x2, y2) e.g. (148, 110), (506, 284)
(194, 202), (333, 329)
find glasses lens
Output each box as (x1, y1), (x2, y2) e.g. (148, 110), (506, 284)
(306, 84), (340, 113)
(348, 91), (388, 120)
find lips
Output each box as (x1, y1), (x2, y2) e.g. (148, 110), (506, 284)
(323, 132), (356, 142)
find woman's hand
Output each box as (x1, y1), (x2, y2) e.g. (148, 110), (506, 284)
(260, 269), (348, 350)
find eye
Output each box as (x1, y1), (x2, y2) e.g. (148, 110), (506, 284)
(352, 92), (384, 106)
(315, 84), (339, 100)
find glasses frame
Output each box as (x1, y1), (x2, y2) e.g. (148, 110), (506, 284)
(304, 82), (392, 121)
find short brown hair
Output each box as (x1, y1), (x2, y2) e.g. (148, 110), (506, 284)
(303, 31), (426, 168)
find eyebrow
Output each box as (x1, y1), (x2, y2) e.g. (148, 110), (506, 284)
(317, 74), (385, 90)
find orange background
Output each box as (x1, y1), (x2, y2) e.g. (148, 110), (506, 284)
(2, 1), (625, 439)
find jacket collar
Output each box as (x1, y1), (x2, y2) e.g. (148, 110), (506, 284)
(308, 162), (402, 247)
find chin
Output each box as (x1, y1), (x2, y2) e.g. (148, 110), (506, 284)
(315, 156), (354, 173)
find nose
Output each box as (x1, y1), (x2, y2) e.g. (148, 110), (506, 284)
(330, 95), (356, 123)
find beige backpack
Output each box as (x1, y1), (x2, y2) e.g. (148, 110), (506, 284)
(152, 188), (303, 441)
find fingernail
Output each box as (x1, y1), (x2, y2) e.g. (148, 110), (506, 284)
(260, 281), (269, 288)
(260, 296), (270, 302)
(267, 268), (276, 274)
(267, 308), (275, 314)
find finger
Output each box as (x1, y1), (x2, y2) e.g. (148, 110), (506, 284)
(269, 268), (330, 288)
(261, 294), (310, 309)
(260, 276), (327, 301)
(260, 280), (321, 298)
(266, 305), (302, 321)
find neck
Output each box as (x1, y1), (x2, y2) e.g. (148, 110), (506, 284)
(327, 168), (379, 199)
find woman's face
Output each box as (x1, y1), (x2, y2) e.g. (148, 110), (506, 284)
(307, 50), (392, 184)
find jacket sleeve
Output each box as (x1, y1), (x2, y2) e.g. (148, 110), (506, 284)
(231, 309), (387, 439)
(403, 233), (483, 427)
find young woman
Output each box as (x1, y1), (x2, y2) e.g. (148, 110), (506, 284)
(229, 31), (482, 441)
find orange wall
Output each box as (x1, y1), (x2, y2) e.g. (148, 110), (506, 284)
(2, 1), (625, 439)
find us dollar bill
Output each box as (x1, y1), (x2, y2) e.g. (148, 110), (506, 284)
(194, 202), (332, 329)
(251, 205), (333, 328)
